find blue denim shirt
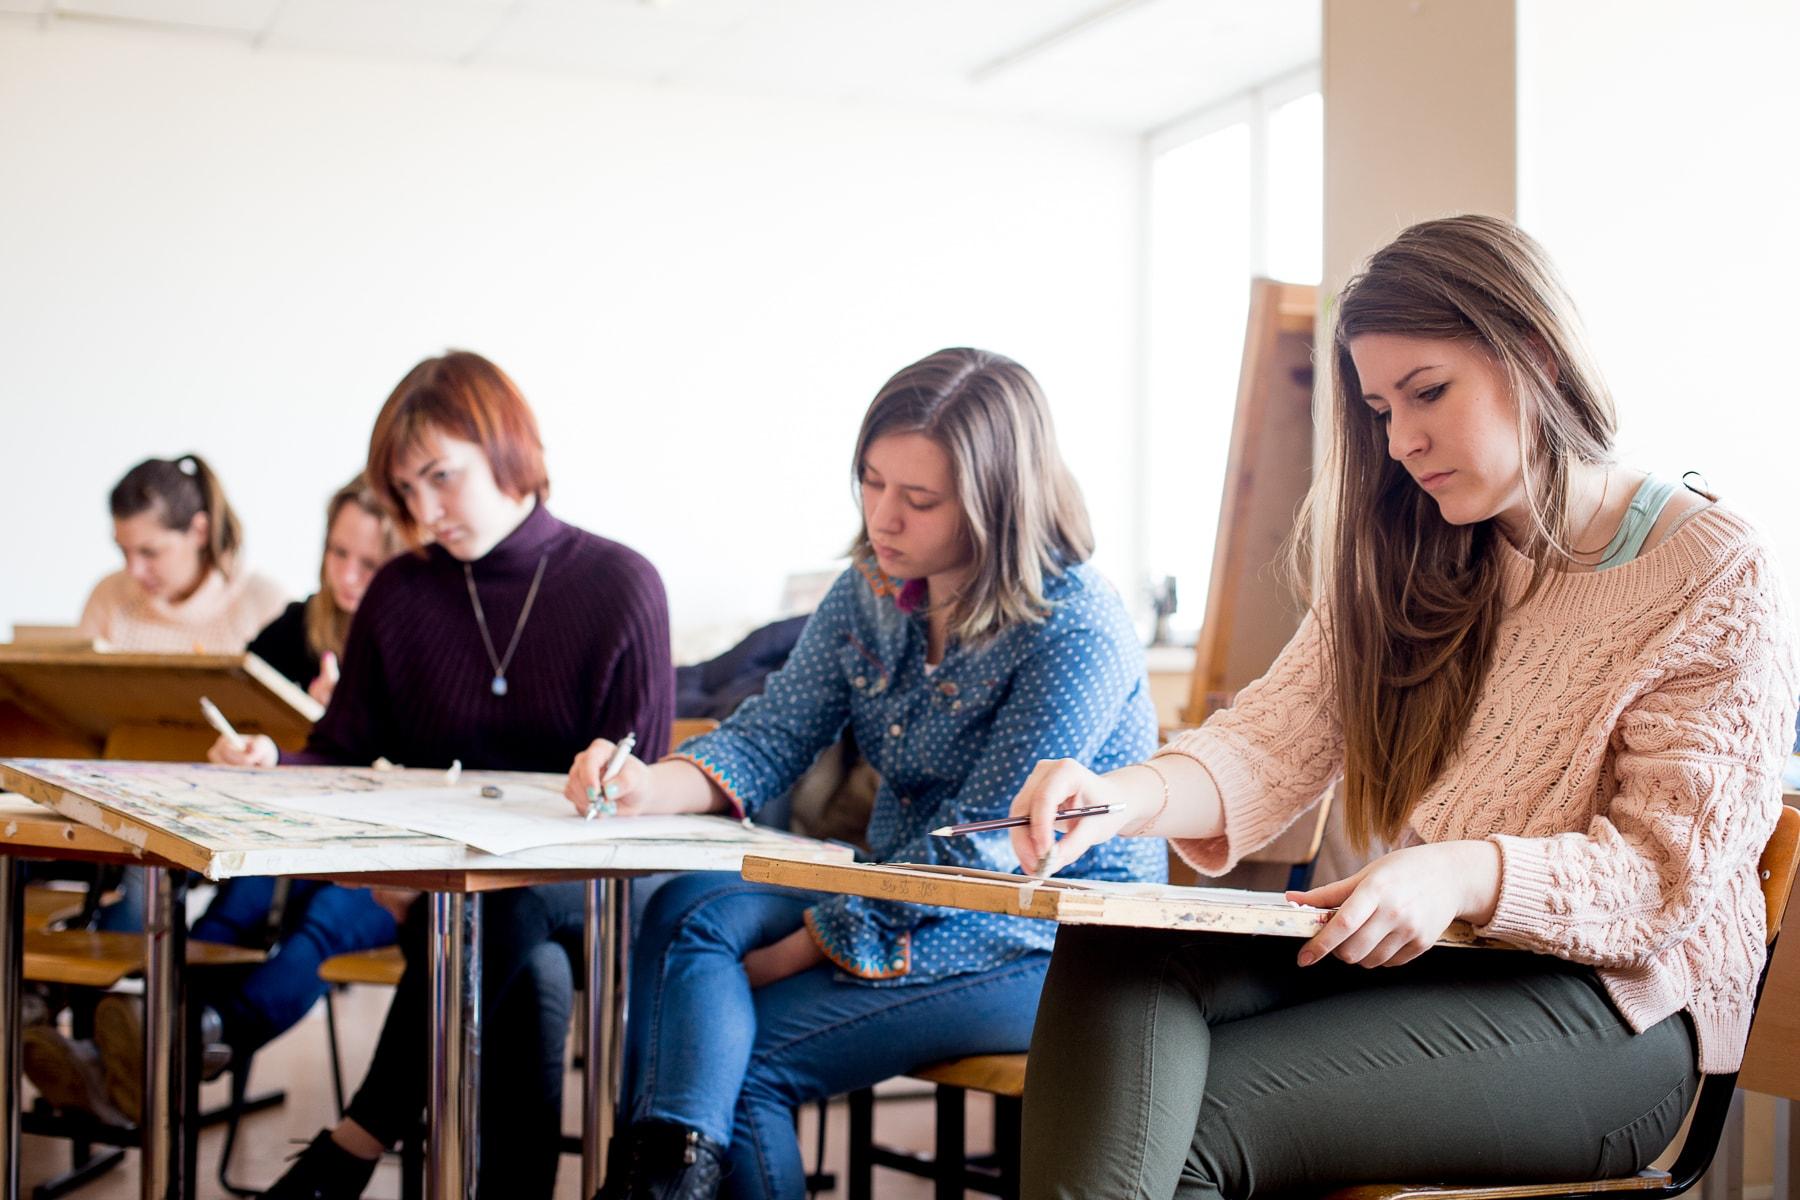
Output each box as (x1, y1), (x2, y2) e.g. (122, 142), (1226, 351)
(675, 558), (1166, 985)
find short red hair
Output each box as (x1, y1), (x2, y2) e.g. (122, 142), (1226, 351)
(366, 351), (550, 548)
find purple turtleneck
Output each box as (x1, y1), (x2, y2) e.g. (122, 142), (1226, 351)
(287, 503), (673, 774)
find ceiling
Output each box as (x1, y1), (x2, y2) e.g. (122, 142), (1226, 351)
(0, 0), (1320, 133)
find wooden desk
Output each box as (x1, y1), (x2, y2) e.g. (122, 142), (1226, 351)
(0, 761), (852, 1200)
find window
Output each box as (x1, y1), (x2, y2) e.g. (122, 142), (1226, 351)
(1141, 70), (1319, 642)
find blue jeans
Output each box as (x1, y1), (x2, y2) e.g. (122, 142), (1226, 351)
(628, 872), (1051, 1200)
(192, 879), (397, 1053)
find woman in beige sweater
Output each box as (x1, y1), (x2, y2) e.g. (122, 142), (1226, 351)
(1010, 216), (1799, 1199)
(77, 453), (284, 653)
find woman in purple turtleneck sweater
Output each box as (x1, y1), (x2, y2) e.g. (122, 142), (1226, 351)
(214, 351), (672, 1200)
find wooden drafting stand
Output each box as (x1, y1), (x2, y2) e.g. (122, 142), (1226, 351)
(0, 645), (321, 762)
(740, 857), (1498, 948)
(1183, 277), (1318, 728)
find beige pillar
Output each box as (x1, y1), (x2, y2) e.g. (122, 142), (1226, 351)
(1323, 0), (1517, 298)
(1313, 0), (1517, 883)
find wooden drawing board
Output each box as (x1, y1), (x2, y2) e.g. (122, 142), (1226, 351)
(0, 759), (852, 881)
(0, 646), (321, 759)
(740, 857), (1498, 947)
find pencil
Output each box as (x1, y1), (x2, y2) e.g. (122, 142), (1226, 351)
(930, 804), (1124, 837)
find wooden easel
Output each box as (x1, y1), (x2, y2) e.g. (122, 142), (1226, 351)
(1181, 277), (1318, 727)
(0, 647), (321, 762)
(1172, 277), (1325, 882)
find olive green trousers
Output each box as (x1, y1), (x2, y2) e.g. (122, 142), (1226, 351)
(1020, 926), (1698, 1200)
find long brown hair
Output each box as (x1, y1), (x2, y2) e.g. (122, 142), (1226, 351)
(303, 476), (403, 662)
(109, 454), (245, 578)
(1309, 215), (1618, 849)
(848, 348), (1094, 645)
(366, 351), (550, 549)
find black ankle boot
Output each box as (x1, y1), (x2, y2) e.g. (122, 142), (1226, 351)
(592, 1121), (725, 1200)
(260, 1130), (380, 1200)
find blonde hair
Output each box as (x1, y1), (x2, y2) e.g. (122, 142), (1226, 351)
(1305, 214), (1618, 850)
(848, 348), (1093, 645)
(303, 476), (403, 662)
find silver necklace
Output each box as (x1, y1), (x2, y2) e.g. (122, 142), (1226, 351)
(463, 552), (549, 697)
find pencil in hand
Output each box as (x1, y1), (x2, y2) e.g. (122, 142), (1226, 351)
(929, 804), (1124, 838)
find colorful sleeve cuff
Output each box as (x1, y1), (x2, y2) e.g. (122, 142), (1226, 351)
(803, 900), (911, 981)
(668, 751), (749, 820)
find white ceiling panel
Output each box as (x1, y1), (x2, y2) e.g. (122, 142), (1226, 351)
(52, 0), (282, 34)
(476, 0), (745, 83)
(970, 0), (1319, 128)
(265, 0), (506, 62)
(29, 0), (1321, 134)
(0, 0), (51, 15)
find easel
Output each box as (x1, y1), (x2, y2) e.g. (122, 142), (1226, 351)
(0, 647), (321, 763)
(1172, 277), (1324, 884)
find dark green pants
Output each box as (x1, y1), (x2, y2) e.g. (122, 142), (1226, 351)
(1020, 926), (1698, 1200)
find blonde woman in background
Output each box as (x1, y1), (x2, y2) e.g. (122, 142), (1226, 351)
(248, 474), (403, 705)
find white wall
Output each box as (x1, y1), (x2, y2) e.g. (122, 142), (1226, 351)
(0, 25), (1143, 652)
(1518, 0), (1800, 587)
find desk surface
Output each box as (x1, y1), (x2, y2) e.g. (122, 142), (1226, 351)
(1, 759), (851, 882)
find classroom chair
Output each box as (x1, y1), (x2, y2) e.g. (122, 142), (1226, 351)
(842, 791), (1336, 1200)
(1326, 802), (1800, 1200)
(22, 892), (273, 1200)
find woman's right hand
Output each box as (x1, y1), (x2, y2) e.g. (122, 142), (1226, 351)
(1008, 758), (1134, 877)
(207, 733), (278, 768)
(563, 738), (653, 817)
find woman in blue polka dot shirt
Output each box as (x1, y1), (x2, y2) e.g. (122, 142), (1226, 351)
(564, 347), (1166, 1200)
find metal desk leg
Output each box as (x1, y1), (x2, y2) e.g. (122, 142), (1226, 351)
(140, 866), (186, 1200)
(0, 858), (22, 1200)
(427, 892), (481, 1200)
(581, 877), (631, 1197)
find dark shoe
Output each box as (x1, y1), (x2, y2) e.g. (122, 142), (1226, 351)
(594, 1120), (725, 1200)
(260, 1130), (380, 1200)
(21, 1026), (128, 1126)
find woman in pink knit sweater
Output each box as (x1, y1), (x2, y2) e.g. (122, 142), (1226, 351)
(1009, 215), (1799, 1199)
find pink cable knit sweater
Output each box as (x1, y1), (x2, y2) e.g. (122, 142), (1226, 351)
(1159, 504), (1799, 1073)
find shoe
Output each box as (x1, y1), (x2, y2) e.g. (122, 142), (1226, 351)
(259, 1130), (381, 1200)
(92, 993), (143, 1124)
(21, 1025), (129, 1126)
(593, 1121), (726, 1200)
(92, 995), (234, 1125)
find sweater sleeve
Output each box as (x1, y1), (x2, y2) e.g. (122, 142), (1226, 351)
(283, 573), (396, 767)
(591, 554), (675, 760)
(75, 574), (122, 644)
(804, 614), (1148, 980)
(1156, 609), (1343, 875)
(1479, 552), (1800, 969)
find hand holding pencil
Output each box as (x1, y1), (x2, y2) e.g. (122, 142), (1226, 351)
(1006, 757), (1138, 878)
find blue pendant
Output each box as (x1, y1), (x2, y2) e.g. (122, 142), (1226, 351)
(491, 675), (508, 697)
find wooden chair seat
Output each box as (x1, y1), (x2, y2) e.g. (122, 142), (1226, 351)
(23, 883), (86, 932)
(318, 945), (405, 987)
(909, 1053), (1026, 1099)
(24, 930), (264, 988)
(1328, 1172), (1676, 1200)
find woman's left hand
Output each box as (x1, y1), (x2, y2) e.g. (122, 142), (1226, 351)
(742, 928), (827, 989)
(1288, 840), (1501, 969)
